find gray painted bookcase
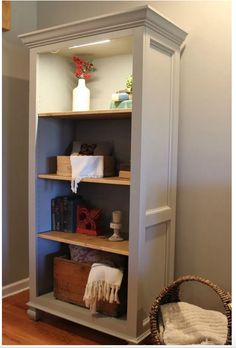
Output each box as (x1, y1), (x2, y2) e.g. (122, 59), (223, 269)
(20, 6), (187, 343)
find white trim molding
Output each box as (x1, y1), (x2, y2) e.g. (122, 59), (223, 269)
(19, 5), (187, 48)
(146, 206), (172, 228)
(2, 278), (29, 298)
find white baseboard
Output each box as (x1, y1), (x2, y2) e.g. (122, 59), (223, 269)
(2, 278), (29, 298)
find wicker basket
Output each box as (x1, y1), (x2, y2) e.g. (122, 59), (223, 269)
(149, 275), (231, 345)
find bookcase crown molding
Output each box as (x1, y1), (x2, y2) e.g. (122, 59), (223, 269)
(19, 5), (187, 48)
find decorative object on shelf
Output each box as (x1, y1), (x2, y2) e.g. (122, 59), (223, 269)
(76, 206), (102, 235)
(109, 210), (124, 241)
(119, 170), (130, 179)
(112, 91), (129, 102)
(70, 155), (104, 193)
(69, 245), (127, 267)
(110, 74), (133, 110)
(72, 56), (95, 111)
(56, 152), (115, 190)
(54, 255), (127, 317)
(51, 195), (81, 232)
(73, 78), (90, 112)
(83, 262), (124, 313)
(79, 143), (97, 155)
(110, 89), (132, 109)
(110, 100), (132, 109)
(69, 140), (115, 192)
(125, 74), (133, 97)
(72, 141), (113, 156)
(119, 162), (131, 179)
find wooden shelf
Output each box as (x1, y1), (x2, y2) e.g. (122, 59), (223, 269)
(38, 109), (132, 120)
(37, 231), (129, 256)
(38, 174), (130, 186)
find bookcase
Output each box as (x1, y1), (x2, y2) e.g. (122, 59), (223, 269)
(20, 5), (187, 343)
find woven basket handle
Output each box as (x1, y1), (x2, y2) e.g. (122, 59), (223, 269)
(150, 275), (231, 345)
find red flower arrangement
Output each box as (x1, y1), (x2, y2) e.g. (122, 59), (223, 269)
(73, 56), (95, 80)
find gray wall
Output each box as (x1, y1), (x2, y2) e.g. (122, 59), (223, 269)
(3, 1), (231, 312)
(37, 1), (231, 310)
(2, 1), (37, 285)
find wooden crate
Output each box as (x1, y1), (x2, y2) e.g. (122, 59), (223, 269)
(57, 156), (115, 177)
(54, 256), (127, 317)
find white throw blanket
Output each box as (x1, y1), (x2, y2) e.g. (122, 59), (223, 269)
(70, 155), (104, 193)
(83, 263), (123, 313)
(160, 301), (227, 345)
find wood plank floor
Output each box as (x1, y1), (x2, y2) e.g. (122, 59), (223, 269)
(2, 290), (152, 345)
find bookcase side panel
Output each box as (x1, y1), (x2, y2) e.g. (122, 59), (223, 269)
(28, 50), (38, 299)
(126, 26), (146, 339)
(137, 31), (181, 335)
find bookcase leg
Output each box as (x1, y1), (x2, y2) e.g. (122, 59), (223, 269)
(27, 307), (42, 321)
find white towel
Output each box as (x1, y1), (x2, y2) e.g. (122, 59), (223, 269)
(160, 301), (227, 345)
(83, 263), (123, 313)
(70, 155), (104, 193)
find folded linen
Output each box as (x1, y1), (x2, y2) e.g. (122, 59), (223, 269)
(83, 263), (123, 313)
(70, 155), (104, 193)
(112, 92), (129, 102)
(160, 301), (227, 345)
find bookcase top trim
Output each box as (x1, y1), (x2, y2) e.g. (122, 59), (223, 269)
(19, 5), (187, 48)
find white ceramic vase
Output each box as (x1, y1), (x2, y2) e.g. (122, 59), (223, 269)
(72, 78), (90, 111)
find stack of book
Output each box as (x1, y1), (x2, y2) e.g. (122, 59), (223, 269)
(51, 195), (81, 232)
(119, 170), (130, 179)
(119, 162), (131, 179)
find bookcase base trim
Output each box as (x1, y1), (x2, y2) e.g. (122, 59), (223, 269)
(27, 293), (148, 343)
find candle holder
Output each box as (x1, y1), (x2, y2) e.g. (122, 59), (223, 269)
(109, 210), (124, 241)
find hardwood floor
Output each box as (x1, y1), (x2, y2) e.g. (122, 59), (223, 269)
(2, 290), (152, 345)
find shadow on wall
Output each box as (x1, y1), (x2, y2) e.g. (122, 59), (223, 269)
(2, 76), (29, 285)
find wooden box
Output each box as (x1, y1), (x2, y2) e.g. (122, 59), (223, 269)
(54, 256), (127, 317)
(56, 156), (115, 177)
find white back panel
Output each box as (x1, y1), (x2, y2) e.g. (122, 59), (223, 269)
(88, 54), (133, 110)
(37, 54), (74, 112)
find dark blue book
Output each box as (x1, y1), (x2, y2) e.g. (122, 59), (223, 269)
(51, 195), (82, 232)
(51, 198), (56, 230)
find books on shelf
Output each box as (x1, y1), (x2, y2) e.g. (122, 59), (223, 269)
(119, 170), (131, 179)
(51, 195), (81, 232)
(119, 162), (131, 179)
